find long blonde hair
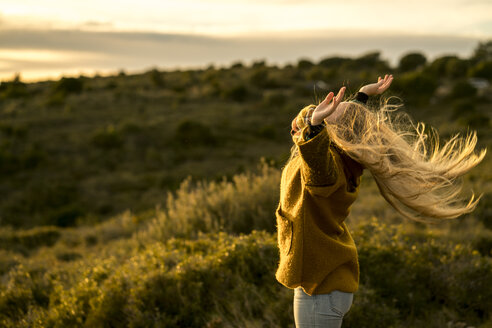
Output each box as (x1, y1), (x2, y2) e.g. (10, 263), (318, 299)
(293, 98), (486, 222)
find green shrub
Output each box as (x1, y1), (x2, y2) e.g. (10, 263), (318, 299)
(469, 60), (492, 80)
(445, 57), (469, 78)
(459, 111), (490, 129)
(56, 251), (83, 262)
(256, 125), (277, 139)
(0, 74), (28, 99)
(2, 222), (491, 327)
(222, 83), (249, 102)
(144, 161), (280, 241)
(149, 68), (165, 87)
(0, 226), (61, 253)
(262, 91), (286, 109)
(0, 123), (28, 138)
(297, 58), (314, 70)
(398, 52), (427, 72)
(91, 124), (124, 149)
(426, 55), (460, 77)
(449, 80), (477, 99)
(392, 71), (438, 105)
(344, 286), (400, 328)
(318, 56), (350, 69)
(354, 220), (492, 326)
(451, 99), (476, 120)
(52, 77), (84, 96)
(39, 231), (283, 328)
(174, 120), (217, 147)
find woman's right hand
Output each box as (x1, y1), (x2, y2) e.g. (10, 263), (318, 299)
(311, 87), (346, 125)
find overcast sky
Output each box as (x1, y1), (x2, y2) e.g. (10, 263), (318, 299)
(0, 0), (491, 81)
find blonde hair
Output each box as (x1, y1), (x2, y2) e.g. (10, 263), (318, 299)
(292, 98), (486, 222)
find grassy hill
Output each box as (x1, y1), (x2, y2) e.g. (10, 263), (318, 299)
(0, 41), (491, 327)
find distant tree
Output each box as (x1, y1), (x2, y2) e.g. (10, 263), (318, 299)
(174, 120), (217, 147)
(318, 56), (351, 69)
(149, 68), (164, 87)
(426, 55), (458, 77)
(305, 66), (325, 81)
(252, 60), (266, 68)
(92, 125), (124, 149)
(345, 52), (390, 71)
(230, 61), (244, 69)
(0, 73), (28, 99)
(449, 81), (477, 99)
(297, 58), (314, 70)
(471, 40), (492, 64)
(445, 57), (469, 78)
(398, 52), (427, 72)
(222, 84), (249, 102)
(249, 68), (270, 88)
(393, 71), (438, 104)
(52, 77), (84, 95)
(468, 61), (492, 80)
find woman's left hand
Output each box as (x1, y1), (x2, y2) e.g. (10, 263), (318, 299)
(359, 74), (393, 96)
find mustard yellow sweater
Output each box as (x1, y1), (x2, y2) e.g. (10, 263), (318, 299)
(275, 127), (363, 296)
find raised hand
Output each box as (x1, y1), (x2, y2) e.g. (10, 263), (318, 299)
(359, 74), (393, 96)
(311, 86), (346, 125)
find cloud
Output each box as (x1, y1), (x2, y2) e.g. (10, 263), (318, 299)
(0, 28), (485, 81)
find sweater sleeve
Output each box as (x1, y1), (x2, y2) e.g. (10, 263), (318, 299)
(296, 127), (340, 196)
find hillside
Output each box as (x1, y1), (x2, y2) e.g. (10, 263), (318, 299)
(0, 41), (491, 327)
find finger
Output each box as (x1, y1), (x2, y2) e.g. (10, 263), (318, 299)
(378, 76), (382, 82)
(334, 87), (346, 106)
(336, 86), (345, 101)
(379, 75), (393, 91)
(322, 92), (334, 104)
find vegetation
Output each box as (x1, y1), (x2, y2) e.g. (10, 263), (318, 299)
(0, 40), (490, 326)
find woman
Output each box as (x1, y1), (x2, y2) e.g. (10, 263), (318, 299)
(275, 75), (486, 327)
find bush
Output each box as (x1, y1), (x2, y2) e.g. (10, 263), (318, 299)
(0, 74), (27, 99)
(256, 125), (277, 139)
(249, 68), (270, 88)
(318, 56), (350, 69)
(27, 231), (283, 328)
(393, 71), (438, 105)
(174, 120), (217, 148)
(2, 220), (491, 327)
(449, 80), (477, 99)
(459, 111), (490, 129)
(345, 52), (390, 71)
(297, 58), (314, 70)
(144, 161), (280, 241)
(52, 77), (84, 96)
(0, 226), (61, 254)
(149, 68), (165, 87)
(353, 220), (492, 326)
(468, 60), (492, 80)
(91, 125), (124, 149)
(445, 57), (469, 78)
(451, 99), (476, 120)
(262, 91), (286, 109)
(398, 52), (427, 72)
(222, 84), (249, 102)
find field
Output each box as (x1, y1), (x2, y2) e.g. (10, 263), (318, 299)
(0, 42), (491, 327)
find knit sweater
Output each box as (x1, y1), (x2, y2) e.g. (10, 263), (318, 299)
(275, 126), (363, 296)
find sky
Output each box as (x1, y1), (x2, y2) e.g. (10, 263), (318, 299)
(0, 0), (491, 81)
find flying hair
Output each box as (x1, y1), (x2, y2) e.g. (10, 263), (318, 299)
(290, 97), (486, 222)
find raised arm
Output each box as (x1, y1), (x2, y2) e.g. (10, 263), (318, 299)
(293, 87), (346, 195)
